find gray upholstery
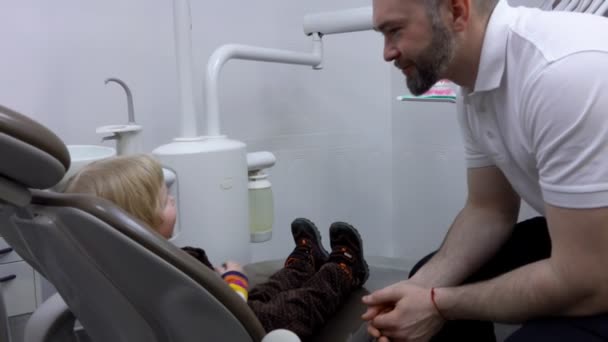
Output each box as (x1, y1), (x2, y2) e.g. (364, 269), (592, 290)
(0, 132), (66, 191)
(0, 106), (69, 190)
(27, 190), (266, 341)
(0, 175), (31, 207)
(0, 207), (40, 273)
(0, 106), (69, 169)
(0, 184), (267, 341)
(5, 200), (264, 342)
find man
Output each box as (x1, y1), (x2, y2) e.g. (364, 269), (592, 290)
(362, 0), (608, 341)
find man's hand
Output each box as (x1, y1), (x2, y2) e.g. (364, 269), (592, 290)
(362, 281), (445, 342)
(362, 305), (393, 340)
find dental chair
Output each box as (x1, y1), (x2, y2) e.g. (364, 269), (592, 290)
(0, 105), (406, 342)
(0, 105), (272, 342)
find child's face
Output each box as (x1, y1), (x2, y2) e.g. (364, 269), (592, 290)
(157, 184), (177, 239)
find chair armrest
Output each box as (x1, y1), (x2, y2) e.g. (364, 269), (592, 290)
(24, 293), (78, 342)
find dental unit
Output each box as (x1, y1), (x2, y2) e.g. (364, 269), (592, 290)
(153, 1), (375, 264)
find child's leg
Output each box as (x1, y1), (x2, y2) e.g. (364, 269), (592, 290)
(248, 263), (352, 338)
(248, 222), (368, 339)
(249, 218), (329, 302)
(248, 258), (315, 302)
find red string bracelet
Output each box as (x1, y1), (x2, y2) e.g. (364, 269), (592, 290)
(431, 287), (447, 321)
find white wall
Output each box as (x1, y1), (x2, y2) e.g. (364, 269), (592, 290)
(390, 75), (466, 263)
(0, 1), (179, 148)
(0, 1), (395, 263)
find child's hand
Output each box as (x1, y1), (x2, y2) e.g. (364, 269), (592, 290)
(215, 260), (245, 275)
(217, 261), (249, 301)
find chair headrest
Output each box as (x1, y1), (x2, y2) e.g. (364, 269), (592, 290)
(0, 105), (70, 189)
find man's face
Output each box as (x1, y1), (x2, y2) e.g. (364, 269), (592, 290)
(373, 0), (455, 95)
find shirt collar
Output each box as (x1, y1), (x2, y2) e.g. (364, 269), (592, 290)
(472, 0), (518, 93)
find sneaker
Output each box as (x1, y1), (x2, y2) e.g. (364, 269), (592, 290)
(285, 218), (329, 271)
(328, 221), (369, 287)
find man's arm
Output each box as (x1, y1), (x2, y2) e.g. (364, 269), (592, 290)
(435, 204), (608, 322)
(410, 165), (520, 287)
(362, 165), (520, 339)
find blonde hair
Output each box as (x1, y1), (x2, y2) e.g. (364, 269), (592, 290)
(65, 154), (164, 229)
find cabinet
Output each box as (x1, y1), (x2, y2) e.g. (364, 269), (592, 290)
(0, 237), (39, 317)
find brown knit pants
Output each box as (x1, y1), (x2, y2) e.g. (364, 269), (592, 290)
(248, 260), (353, 339)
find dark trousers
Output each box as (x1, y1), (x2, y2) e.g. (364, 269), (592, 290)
(248, 261), (353, 340)
(411, 216), (608, 341)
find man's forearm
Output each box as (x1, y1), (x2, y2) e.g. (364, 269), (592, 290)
(434, 258), (601, 323)
(410, 205), (516, 287)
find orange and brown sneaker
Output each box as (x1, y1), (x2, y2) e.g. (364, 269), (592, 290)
(285, 218), (329, 271)
(328, 221), (369, 288)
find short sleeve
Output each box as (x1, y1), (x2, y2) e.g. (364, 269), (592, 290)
(456, 88), (495, 169)
(522, 52), (608, 208)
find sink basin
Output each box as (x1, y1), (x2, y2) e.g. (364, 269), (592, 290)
(53, 145), (116, 191)
(67, 145), (116, 165)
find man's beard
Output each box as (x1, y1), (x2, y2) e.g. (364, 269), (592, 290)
(405, 20), (455, 96)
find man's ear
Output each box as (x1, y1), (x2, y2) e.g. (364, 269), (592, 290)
(443, 0), (471, 32)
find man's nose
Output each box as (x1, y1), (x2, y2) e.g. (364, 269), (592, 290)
(383, 38), (400, 62)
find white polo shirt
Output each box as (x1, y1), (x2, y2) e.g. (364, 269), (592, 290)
(458, 1), (608, 214)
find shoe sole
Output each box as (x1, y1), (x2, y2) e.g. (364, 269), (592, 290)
(292, 218), (330, 259)
(329, 221), (370, 285)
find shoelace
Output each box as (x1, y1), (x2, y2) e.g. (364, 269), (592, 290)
(285, 239), (313, 266)
(330, 246), (357, 281)
(296, 239), (311, 254)
(336, 262), (353, 281)
(330, 247), (353, 262)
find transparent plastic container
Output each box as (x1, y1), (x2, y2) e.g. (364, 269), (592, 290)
(248, 173), (274, 242)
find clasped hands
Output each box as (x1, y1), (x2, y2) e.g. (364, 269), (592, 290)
(361, 280), (445, 342)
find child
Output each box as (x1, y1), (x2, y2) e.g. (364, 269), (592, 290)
(65, 154), (369, 339)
